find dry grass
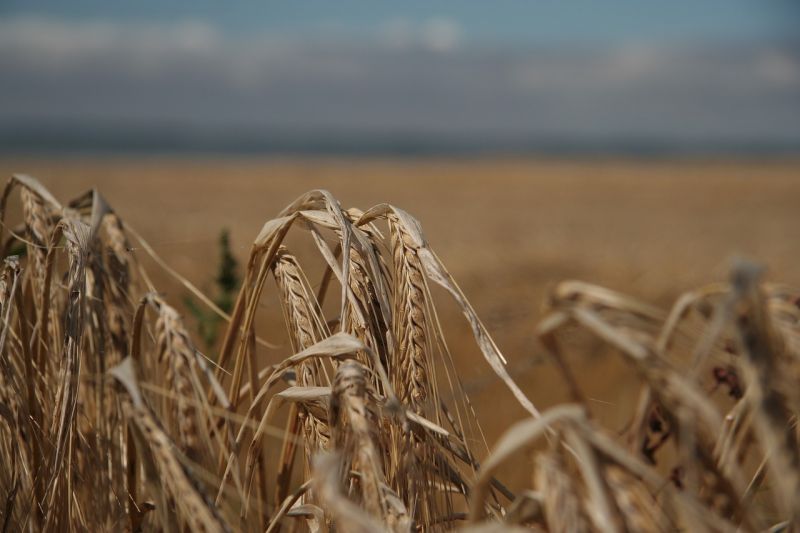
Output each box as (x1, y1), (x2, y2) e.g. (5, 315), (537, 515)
(0, 173), (799, 531)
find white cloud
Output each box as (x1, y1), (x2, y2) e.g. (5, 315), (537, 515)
(758, 49), (800, 87)
(379, 17), (462, 52)
(0, 16), (797, 144)
(421, 18), (461, 52)
(0, 17), (220, 57)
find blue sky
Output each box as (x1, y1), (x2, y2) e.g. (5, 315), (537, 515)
(2, 0), (797, 45)
(0, 1), (798, 151)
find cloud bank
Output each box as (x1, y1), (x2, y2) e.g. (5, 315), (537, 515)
(1, 16), (798, 151)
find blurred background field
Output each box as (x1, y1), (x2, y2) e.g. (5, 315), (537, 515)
(2, 155), (798, 457)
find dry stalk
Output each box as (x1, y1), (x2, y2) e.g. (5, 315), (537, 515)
(0, 178), (797, 533)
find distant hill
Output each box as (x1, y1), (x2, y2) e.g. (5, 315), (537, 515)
(1, 120), (798, 157)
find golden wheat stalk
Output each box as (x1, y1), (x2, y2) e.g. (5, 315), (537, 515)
(0, 177), (798, 533)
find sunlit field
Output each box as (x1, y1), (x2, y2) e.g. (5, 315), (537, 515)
(1, 155), (799, 530)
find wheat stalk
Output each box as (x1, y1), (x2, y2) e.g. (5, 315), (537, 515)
(0, 177), (798, 533)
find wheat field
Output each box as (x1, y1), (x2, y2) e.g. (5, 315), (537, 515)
(0, 159), (799, 531)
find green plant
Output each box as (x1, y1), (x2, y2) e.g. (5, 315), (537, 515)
(184, 228), (240, 348)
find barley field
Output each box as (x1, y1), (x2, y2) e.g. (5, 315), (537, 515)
(0, 156), (798, 531)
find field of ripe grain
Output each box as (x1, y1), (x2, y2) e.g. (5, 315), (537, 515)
(1, 156), (799, 531)
(2, 156), (798, 426)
